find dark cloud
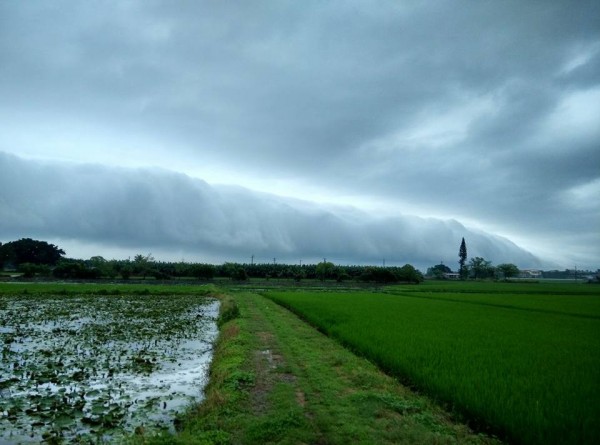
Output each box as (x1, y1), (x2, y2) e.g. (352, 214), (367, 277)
(0, 152), (542, 269)
(0, 1), (598, 268)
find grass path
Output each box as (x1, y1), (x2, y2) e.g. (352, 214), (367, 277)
(153, 292), (502, 444)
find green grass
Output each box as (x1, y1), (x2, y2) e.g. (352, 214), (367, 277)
(142, 291), (499, 444)
(0, 281), (218, 295)
(409, 280), (600, 294)
(265, 282), (600, 445)
(387, 282), (600, 318)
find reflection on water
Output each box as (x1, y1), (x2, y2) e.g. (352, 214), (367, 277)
(0, 294), (220, 443)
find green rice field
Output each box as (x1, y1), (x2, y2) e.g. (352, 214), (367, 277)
(266, 282), (600, 445)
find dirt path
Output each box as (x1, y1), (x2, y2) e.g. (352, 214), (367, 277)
(223, 292), (502, 444)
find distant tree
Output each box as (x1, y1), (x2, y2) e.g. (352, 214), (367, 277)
(316, 261), (335, 281)
(18, 263), (37, 278)
(133, 253), (155, 279)
(194, 264), (216, 280)
(426, 263), (452, 279)
(293, 267), (306, 283)
(231, 266), (248, 281)
(496, 263), (520, 280)
(86, 256), (116, 278)
(0, 238), (65, 267)
(469, 257), (495, 279)
(357, 266), (423, 284)
(334, 266), (350, 283)
(53, 259), (102, 279)
(53, 260), (83, 279)
(397, 264), (424, 283)
(18, 263), (51, 278)
(151, 269), (172, 280)
(120, 265), (133, 280)
(458, 238), (468, 280)
(222, 262), (238, 278)
(221, 262), (248, 281)
(358, 267), (395, 283)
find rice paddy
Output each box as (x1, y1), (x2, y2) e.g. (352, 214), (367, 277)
(0, 290), (219, 443)
(265, 282), (600, 445)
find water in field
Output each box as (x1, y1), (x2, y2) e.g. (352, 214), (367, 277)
(0, 293), (219, 443)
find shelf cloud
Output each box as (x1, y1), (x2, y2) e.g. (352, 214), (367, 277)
(0, 152), (542, 269)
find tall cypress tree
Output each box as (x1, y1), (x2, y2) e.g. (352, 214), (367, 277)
(458, 237), (468, 279)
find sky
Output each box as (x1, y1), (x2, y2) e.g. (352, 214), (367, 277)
(1, 1), (599, 271)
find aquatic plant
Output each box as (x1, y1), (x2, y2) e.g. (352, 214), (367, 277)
(0, 292), (219, 443)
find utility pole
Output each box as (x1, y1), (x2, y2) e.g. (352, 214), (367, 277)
(251, 254), (254, 266)
(273, 257), (276, 265)
(383, 258), (386, 267)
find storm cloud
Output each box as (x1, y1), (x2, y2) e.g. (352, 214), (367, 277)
(0, 152), (541, 269)
(0, 1), (598, 268)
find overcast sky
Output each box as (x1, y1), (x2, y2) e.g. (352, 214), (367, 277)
(1, 1), (599, 270)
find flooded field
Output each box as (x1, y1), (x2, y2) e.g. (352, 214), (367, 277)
(0, 292), (219, 443)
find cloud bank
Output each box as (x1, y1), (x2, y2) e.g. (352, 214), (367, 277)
(0, 152), (542, 270)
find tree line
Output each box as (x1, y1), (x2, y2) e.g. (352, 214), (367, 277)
(426, 237), (521, 280)
(426, 259), (520, 280)
(0, 238), (423, 284)
(7, 237), (578, 284)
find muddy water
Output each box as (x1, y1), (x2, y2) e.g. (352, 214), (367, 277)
(0, 294), (219, 443)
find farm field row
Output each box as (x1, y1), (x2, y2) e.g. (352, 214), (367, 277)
(386, 282), (600, 318)
(265, 283), (600, 445)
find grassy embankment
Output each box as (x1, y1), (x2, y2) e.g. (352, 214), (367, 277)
(155, 290), (500, 445)
(266, 281), (600, 445)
